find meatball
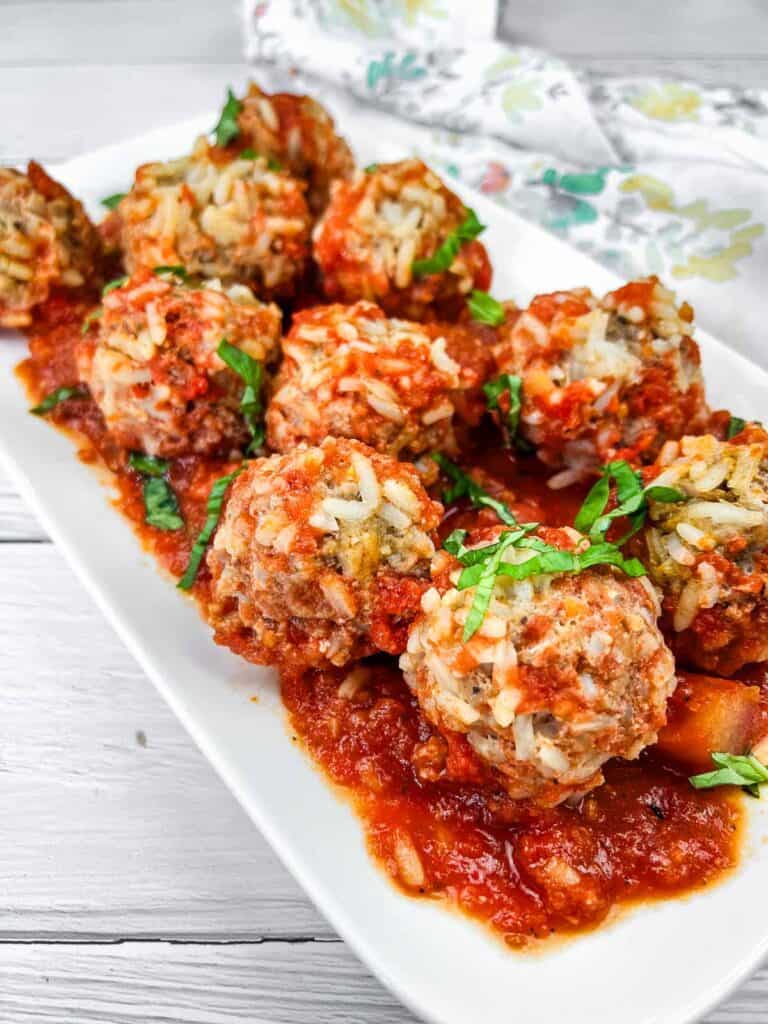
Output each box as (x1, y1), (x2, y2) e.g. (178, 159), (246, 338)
(400, 527), (675, 805)
(118, 138), (311, 298)
(206, 437), (443, 669)
(313, 159), (492, 320)
(266, 301), (494, 459)
(640, 430), (768, 675)
(77, 270), (281, 458)
(0, 162), (101, 327)
(492, 278), (709, 484)
(236, 82), (354, 215)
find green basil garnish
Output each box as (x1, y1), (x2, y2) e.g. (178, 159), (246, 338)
(128, 452), (183, 532)
(432, 453), (517, 526)
(102, 276), (128, 297)
(446, 525), (646, 641)
(727, 416), (747, 440)
(574, 460), (684, 544)
(690, 752), (768, 798)
(101, 193), (126, 210)
(30, 385), (87, 416)
(412, 208), (485, 277)
(213, 88), (242, 147)
(177, 467), (244, 590)
(467, 290), (505, 327)
(364, 163), (379, 173)
(81, 308), (102, 335)
(217, 338), (265, 453)
(153, 265), (188, 281)
(483, 373), (532, 453)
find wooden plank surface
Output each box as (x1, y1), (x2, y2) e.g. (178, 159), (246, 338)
(2, 0), (768, 1019)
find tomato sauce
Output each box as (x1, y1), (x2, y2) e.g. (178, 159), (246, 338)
(16, 291), (745, 950)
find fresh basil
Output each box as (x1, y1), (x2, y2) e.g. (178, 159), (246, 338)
(574, 460), (684, 544)
(153, 265), (188, 281)
(727, 416), (747, 440)
(213, 88), (242, 147)
(483, 373), (532, 453)
(412, 208), (485, 277)
(364, 163), (379, 173)
(239, 149), (281, 171)
(102, 276), (128, 297)
(81, 308), (102, 335)
(446, 525), (646, 641)
(101, 192), (126, 210)
(128, 452), (183, 531)
(177, 467), (245, 590)
(690, 752), (768, 798)
(432, 453), (517, 526)
(217, 338), (265, 453)
(30, 385), (87, 416)
(467, 290), (505, 327)
(142, 477), (184, 531)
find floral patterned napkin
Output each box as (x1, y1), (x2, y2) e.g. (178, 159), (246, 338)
(244, 0), (768, 365)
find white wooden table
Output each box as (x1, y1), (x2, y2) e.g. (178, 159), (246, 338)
(1, 3), (767, 1020)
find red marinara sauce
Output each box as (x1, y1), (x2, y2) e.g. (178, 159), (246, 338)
(17, 291), (744, 949)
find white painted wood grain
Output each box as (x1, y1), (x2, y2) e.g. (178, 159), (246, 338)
(0, 544), (330, 939)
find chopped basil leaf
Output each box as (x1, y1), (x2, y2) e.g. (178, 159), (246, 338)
(128, 451), (169, 478)
(101, 192), (125, 210)
(467, 290), (505, 327)
(102, 275), (128, 297)
(727, 415), (747, 440)
(80, 308), (102, 335)
(448, 524), (646, 641)
(412, 208), (485, 278)
(30, 385), (87, 416)
(574, 460), (684, 543)
(364, 163), (379, 173)
(267, 156), (282, 171)
(690, 752), (768, 796)
(153, 265), (188, 281)
(240, 148), (257, 159)
(217, 338), (264, 453)
(432, 453), (517, 526)
(213, 87), (242, 147)
(142, 477), (184, 531)
(483, 373), (532, 452)
(178, 467), (244, 590)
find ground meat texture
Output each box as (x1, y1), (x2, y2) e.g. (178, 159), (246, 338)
(266, 301), (494, 459)
(492, 277), (709, 486)
(206, 437), (443, 669)
(117, 138), (311, 298)
(76, 270), (281, 458)
(0, 162), (101, 327)
(312, 159), (492, 320)
(401, 527), (676, 805)
(235, 82), (355, 215)
(641, 431), (768, 675)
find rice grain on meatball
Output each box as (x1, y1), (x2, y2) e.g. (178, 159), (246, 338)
(401, 527), (676, 805)
(313, 159), (491, 320)
(266, 301), (494, 459)
(118, 138), (311, 298)
(492, 278), (709, 484)
(0, 162), (101, 327)
(77, 270), (281, 457)
(207, 437), (443, 669)
(236, 82), (354, 214)
(641, 430), (768, 674)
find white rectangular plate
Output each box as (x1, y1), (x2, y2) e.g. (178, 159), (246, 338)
(2, 110), (768, 1024)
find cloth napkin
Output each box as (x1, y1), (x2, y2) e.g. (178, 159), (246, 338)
(243, 0), (768, 367)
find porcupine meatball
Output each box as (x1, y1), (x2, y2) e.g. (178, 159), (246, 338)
(76, 269), (281, 458)
(206, 437), (443, 669)
(266, 301), (494, 459)
(0, 163), (101, 327)
(640, 429), (768, 675)
(492, 278), (709, 485)
(236, 82), (354, 215)
(117, 138), (311, 298)
(401, 526), (676, 805)
(313, 159), (492, 320)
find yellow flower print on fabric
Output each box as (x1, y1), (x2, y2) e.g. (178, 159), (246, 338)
(621, 175), (765, 282)
(502, 81), (543, 120)
(632, 83), (702, 122)
(335, 0), (445, 32)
